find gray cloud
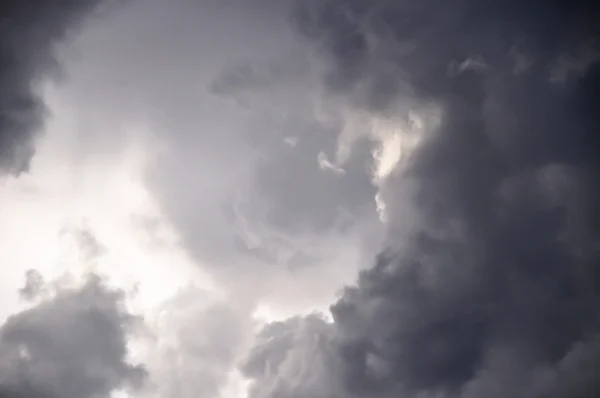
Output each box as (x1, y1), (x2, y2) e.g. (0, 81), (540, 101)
(23, 1), (598, 396)
(242, 314), (343, 398)
(18, 269), (46, 301)
(145, 288), (250, 398)
(242, 1), (600, 397)
(0, 273), (146, 398)
(0, 0), (107, 175)
(31, 3), (385, 394)
(75, 0), (385, 304)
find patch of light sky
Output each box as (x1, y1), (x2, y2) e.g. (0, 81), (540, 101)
(0, 81), (253, 398)
(0, 80), (214, 320)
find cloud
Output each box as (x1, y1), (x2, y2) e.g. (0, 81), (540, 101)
(242, 314), (343, 398)
(18, 270), (46, 301)
(141, 287), (250, 398)
(0, 273), (146, 398)
(73, 0), (385, 310)
(0, 0), (107, 175)
(12, 1), (595, 396)
(242, 1), (600, 397)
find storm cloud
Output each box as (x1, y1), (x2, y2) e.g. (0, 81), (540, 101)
(0, 0), (105, 174)
(2, 0), (599, 397)
(0, 274), (146, 398)
(242, 1), (600, 397)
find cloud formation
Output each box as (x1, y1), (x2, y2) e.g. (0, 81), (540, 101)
(242, 1), (600, 397)
(0, 274), (146, 398)
(141, 287), (250, 398)
(0, 0), (104, 174)
(3, 1), (598, 397)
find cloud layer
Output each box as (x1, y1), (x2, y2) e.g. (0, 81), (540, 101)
(1, 1), (599, 397)
(242, 1), (600, 397)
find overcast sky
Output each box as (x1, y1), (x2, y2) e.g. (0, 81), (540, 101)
(0, 1), (599, 398)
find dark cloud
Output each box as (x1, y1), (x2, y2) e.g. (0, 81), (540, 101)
(243, 1), (600, 397)
(0, 274), (146, 398)
(0, 0), (105, 174)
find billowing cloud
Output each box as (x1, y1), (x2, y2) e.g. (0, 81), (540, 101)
(0, 273), (146, 398)
(242, 314), (344, 398)
(242, 1), (600, 397)
(3, 0), (598, 397)
(141, 287), (251, 398)
(0, 0), (106, 174)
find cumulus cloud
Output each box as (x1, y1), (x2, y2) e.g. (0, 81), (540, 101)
(242, 314), (343, 398)
(0, 273), (146, 398)
(131, 286), (250, 398)
(5, 1), (598, 397)
(0, 0), (107, 174)
(242, 1), (600, 397)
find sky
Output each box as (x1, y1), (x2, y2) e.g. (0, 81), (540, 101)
(0, 1), (599, 398)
